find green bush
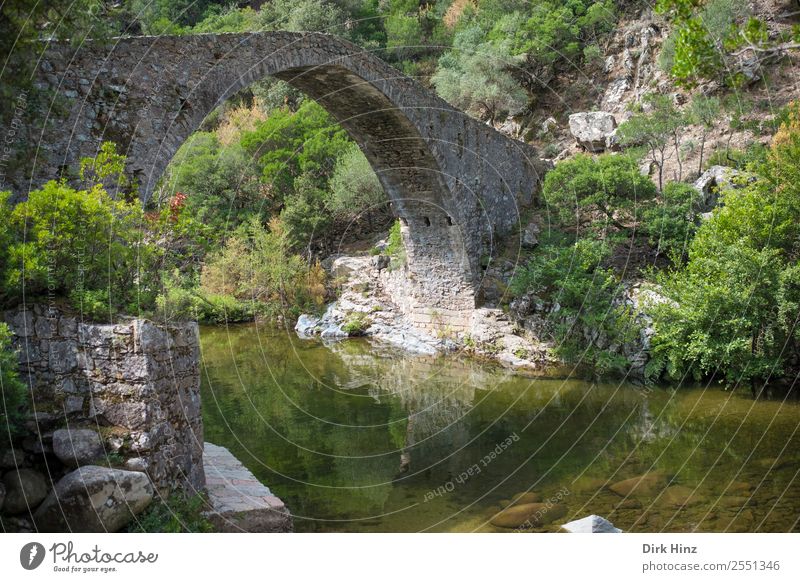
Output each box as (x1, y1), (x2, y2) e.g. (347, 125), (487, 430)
(640, 181), (699, 262)
(542, 153), (658, 229)
(198, 218), (326, 318)
(1, 180), (161, 318)
(510, 235), (639, 375)
(647, 104), (800, 387)
(342, 312), (372, 336)
(0, 322), (28, 448)
(127, 493), (214, 533)
(386, 219), (406, 269)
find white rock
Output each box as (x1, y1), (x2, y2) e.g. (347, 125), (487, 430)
(294, 314), (320, 336)
(568, 112), (617, 152)
(562, 514), (622, 533)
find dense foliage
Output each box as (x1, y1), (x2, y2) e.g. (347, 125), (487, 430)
(510, 234), (637, 374)
(0, 180), (157, 319)
(656, 0), (797, 88)
(0, 322), (28, 448)
(646, 104), (800, 389)
(542, 153), (658, 229)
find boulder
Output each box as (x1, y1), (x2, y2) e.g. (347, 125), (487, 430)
(0, 447), (24, 470)
(568, 112), (617, 152)
(52, 428), (105, 468)
(561, 514), (622, 533)
(320, 324), (348, 339)
(33, 466), (153, 532)
(521, 223), (539, 249)
(505, 491), (542, 507)
(693, 165), (753, 212)
(662, 485), (703, 507)
(294, 314), (320, 336)
(331, 256), (370, 279)
(609, 471), (671, 498)
(541, 117), (558, 134)
(490, 502), (567, 529)
(372, 254), (390, 271)
(2, 469), (49, 514)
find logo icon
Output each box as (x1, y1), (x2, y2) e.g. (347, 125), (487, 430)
(20, 542), (46, 570)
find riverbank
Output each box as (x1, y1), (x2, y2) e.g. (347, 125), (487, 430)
(292, 250), (654, 378)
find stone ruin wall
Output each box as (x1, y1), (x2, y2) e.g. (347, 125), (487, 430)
(3, 304), (204, 495)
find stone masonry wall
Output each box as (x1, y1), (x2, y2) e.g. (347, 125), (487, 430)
(3, 304), (204, 495)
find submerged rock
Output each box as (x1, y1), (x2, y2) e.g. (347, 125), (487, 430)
(662, 485), (703, 507)
(609, 471), (671, 497)
(562, 514), (622, 533)
(505, 491), (542, 507)
(490, 502), (567, 528)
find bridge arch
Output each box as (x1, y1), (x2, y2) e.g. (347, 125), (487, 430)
(21, 32), (546, 327)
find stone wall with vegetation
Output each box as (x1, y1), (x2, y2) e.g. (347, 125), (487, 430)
(0, 304), (204, 531)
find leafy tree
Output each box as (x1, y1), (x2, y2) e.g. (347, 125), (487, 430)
(647, 103), (800, 389)
(689, 95), (721, 175)
(281, 173), (335, 255)
(128, 0), (225, 34)
(640, 181), (699, 262)
(0, 322), (28, 448)
(384, 0), (450, 60)
(617, 94), (687, 190)
(258, 0), (346, 34)
(542, 153), (658, 229)
(328, 144), (388, 229)
(432, 26), (527, 123)
(164, 132), (269, 233)
(656, 0), (759, 87)
(241, 101), (351, 203)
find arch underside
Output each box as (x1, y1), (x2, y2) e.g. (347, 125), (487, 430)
(274, 65), (475, 315)
(156, 59), (478, 316)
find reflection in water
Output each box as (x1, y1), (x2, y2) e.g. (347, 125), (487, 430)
(200, 324), (800, 532)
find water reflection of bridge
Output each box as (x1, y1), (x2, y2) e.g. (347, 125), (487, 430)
(330, 345), (509, 479)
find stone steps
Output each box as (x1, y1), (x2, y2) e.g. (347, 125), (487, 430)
(202, 443), (292, 532)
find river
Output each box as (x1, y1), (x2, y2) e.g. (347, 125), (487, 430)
(200, 324), (800, 532)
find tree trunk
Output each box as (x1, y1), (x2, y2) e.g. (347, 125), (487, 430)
(698, 133), (706, 175)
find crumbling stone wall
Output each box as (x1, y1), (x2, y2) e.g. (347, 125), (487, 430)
(10, 32), (547, 321)
(3, 304), (204, 495)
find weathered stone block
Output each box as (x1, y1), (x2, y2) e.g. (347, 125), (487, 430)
(34, 466), (153, 532)
(52, 428), (105, 468)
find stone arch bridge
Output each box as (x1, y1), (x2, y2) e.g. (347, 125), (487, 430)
(16, 32), (547, 330)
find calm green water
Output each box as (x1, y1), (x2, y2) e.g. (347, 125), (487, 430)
(200, 324), (800, 532)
